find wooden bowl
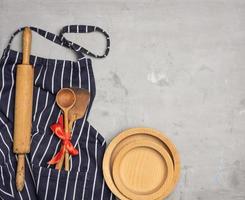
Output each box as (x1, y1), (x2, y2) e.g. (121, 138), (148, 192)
(103, 128), (180, 200)
(112, 140), (174, 200)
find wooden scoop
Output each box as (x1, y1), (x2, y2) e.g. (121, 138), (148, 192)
(55, 88), (76, 171)
(55, 88), (90, 170)
(13, 27), (34, 191)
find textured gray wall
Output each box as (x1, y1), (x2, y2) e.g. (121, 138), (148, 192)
(1, 0), (245, 199)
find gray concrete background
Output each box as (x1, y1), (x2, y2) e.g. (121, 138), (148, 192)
(1, 0), (245, 199)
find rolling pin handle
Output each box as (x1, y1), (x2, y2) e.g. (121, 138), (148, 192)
(22, 27), (32, 65)
(16, 154), (25, 191)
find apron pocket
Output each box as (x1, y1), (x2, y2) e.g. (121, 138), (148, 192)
(32, 164), (93, 200)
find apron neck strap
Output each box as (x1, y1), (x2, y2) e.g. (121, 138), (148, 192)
(59, 25), (110, 59)
(6, 25), (110, 59)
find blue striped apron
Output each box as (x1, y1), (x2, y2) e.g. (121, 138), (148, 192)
(0, 25), (116, 200)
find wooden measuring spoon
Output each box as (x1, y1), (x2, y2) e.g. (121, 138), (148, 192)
(55, 88), (76, 171)
(56, 88), (90, 170)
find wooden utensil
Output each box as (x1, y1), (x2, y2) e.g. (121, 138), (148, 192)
(68, 88), (90, 130)
(103, 128), (181, 200)
(55, 88), (76, 171)
(112, 140), (174, 200)
(13, 27), (34, 191)
(55, 88), (90, 170)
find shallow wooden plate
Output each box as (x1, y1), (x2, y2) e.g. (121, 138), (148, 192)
(103, 128), (180, 200)
(112, 140), (174, 200)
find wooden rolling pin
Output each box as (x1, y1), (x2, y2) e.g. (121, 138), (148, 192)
(13, 27), (34, 192)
